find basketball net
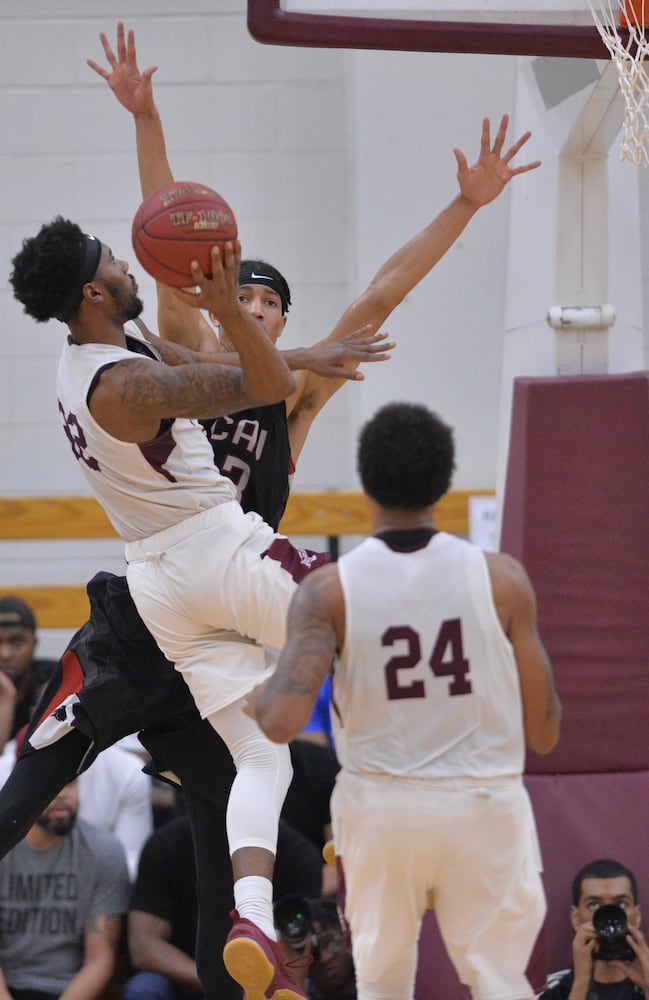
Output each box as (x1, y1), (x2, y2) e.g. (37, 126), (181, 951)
(589, 0), (649, 165)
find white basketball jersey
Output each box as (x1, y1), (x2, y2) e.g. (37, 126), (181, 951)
(57, 324), (236, 541)
(332, 532), (525, 780)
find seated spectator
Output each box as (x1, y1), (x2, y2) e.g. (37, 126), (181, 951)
(123, 812), (325, 999)
(537, 858), (649, 999)
(0, 597), (57, 753)
(0, 666), (153, 879)
(0, 777), (130, 1000)
(275, 895), (356, 999)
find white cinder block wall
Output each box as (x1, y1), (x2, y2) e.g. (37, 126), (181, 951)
(0, 2), (647, 656)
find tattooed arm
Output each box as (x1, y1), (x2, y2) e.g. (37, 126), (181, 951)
(90, 243), (295, 442)
(245, 564), (345, 743)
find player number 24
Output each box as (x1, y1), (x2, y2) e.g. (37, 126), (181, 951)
(383, 618), (472, 699)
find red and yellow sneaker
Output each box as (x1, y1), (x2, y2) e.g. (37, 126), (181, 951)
(223, 910), (307, 1000)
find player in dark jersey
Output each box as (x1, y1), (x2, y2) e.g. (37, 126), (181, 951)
(89, 23), (540, 497)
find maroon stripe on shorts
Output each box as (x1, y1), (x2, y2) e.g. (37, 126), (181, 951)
(260, 537), (330, 583)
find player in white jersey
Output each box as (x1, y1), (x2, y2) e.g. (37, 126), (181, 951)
(10, 225), (373, 1000)
(246, 401), (562, 1000)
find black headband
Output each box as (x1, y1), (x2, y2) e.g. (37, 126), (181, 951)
(54, 233), (102, 322)
(238, 262), (291, 314)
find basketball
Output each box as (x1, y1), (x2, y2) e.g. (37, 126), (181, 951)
(131, 181), (238, 287)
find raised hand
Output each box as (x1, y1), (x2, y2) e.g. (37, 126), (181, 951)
(609, 924), (649, 995)
(87, 21), (157, 117)
(453, 114), (541, 209)
(172, 243), (243, 322)
(296, 326), (395, 381)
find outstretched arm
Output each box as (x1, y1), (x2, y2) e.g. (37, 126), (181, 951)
(88, 22), (216, 353)
(286, 114), (541, 462)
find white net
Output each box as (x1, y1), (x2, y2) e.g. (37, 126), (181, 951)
(589, 0), (649, 165)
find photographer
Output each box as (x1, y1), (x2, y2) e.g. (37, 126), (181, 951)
(275, 896), (356, 999)
(538, 859), (649, 999)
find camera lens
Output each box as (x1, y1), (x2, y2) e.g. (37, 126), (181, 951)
(592, 903), (634, 962)
(274, 895), (313, 951)
(593, 902), (627, 938)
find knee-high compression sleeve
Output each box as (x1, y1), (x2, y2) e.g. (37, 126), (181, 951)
(207, 699), (293, 856)
(0, 729), (91, 858)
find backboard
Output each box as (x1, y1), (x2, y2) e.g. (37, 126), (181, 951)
(247, 0), (614, 58)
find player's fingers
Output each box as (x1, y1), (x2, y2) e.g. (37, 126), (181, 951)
(126, 28), (137, 64)
(503, 130), (532, 162)
(492, 113), (509, 153)
(116, 21), (127, 61)
(188, 259), (209, 287)
(213, 241), (235, 277)
(510, 159), (541, 176)
(453, 147), (468, 175)
(86, 59), (109, 80)
(479, 116), (492, 155)
(98, 32), (117, 69)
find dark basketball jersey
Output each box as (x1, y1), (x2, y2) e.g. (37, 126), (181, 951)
(200, 401), (293, 531)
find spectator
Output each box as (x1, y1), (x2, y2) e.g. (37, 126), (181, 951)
(275, 896), (356, 1000)
(0, 778), (129, 1000)
(0, 597), (56, 753)
(537, 858), (649, 999)
(0, 662), (153, 880)
(122, 813), (324, 1000)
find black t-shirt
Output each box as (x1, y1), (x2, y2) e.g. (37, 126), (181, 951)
(129, 814), (199, 959)
(539, 969), (644, 999)
(130, 814), (324, 962)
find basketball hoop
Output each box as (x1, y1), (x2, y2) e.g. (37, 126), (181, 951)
(589, 0), (649, 165)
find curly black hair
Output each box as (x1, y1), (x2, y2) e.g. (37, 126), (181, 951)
(10, 217), (87, 323)
(357, 401), (455, 510)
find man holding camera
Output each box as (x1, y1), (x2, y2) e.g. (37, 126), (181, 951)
(538, 859), (649, 999)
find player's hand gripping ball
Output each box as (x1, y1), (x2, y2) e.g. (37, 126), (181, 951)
(132, 180), (238, 287)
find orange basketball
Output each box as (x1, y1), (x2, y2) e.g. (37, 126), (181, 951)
(131, 181), (238, 287)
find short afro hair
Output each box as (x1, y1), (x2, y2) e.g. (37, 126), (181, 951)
(10, 217), (88, 323)
(357, 401), (455, 510)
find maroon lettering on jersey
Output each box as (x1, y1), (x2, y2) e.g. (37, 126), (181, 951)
(383, 618), (473, 701)
(58, 401), (100, 472)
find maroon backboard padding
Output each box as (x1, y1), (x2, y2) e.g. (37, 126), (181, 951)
(501, 374), (649, 774)
(247, 0), (612, 59)
(525, 771), (649, 975)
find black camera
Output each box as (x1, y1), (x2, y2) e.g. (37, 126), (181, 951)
(274, 895), (320, 961)
(592, 903), (635, 962)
